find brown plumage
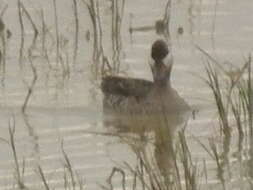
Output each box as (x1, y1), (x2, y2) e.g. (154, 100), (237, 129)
(101, 76), (153, 100)
(101, 39), (190, 118)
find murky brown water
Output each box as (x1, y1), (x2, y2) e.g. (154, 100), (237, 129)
(0, 0), (253, 189)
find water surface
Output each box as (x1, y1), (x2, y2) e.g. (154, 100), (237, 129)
(0, 0), (253, 189)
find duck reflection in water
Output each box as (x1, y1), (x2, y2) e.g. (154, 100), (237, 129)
(101, 39), (191, 182)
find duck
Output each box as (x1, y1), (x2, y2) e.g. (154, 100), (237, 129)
(101, 39), (191, 121)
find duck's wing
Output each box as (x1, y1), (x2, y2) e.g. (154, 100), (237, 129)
(101, 76), (153, 98)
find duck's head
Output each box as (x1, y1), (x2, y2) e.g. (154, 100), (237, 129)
(151, 39), (172, 87)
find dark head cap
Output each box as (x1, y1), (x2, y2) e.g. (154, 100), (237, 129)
(151, 40), (169, 61)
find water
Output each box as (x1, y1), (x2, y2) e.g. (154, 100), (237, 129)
(0, 0), (253, 189)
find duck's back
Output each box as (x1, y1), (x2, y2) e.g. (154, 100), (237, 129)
(101, 76), (190, 116)
(101, 76), (153, 98)
(101, 76), (154, 112)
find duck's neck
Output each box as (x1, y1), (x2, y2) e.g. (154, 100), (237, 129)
(154, 78), (171, 90)
(153, 60), (172, 89)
